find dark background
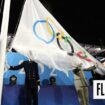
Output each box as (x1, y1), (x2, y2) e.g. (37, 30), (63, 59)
(0, 0), (105, 46)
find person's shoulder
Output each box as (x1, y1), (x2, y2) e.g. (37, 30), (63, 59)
(32, 61), (37, 64)
(22, 60), (29, 64)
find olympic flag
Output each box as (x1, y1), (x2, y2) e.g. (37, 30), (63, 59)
(11, 0), (105, 75)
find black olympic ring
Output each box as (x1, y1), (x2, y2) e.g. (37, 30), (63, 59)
(56, 32), (74, 56)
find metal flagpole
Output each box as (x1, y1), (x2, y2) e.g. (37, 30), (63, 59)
(0, 0), (11, 104)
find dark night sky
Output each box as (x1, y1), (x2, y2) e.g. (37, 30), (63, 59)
(0, 0), (105, 46)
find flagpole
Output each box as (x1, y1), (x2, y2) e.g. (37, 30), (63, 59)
(0, 0), (11, 104)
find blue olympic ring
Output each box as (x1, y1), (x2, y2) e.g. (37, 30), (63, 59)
(33, 20), (55, 44)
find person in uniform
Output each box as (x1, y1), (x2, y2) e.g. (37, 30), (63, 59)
(73, 65), (97, 105)
(9, 60), (40, 105)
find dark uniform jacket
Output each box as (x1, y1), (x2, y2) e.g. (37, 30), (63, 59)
(9, 61), (40, 88)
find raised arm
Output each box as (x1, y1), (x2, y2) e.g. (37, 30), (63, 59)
(84, 65), (96, 71)
(9, 62), (24, 70)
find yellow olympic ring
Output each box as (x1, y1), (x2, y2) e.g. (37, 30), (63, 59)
(46, 18), (53, 36)
(46, 17), (64, 40)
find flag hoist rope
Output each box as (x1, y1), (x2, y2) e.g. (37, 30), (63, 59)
(0, 0), (11, 104)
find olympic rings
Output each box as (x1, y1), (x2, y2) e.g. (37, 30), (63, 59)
(33, 20), (55, 44)
(33, 19), (93, 62)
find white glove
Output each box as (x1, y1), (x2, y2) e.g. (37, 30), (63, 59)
(38, 85), (40, 92)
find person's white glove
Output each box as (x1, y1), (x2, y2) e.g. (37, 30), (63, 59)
(38, 85), (40, 92)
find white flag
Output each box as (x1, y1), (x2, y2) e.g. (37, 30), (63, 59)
(11, 0), (105, 75)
